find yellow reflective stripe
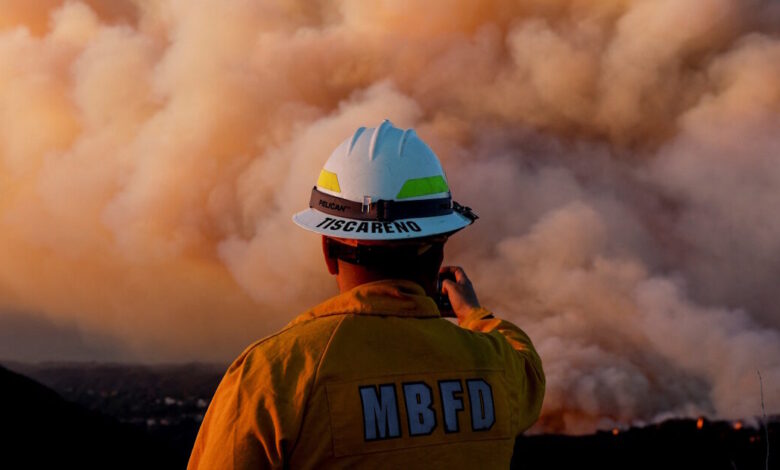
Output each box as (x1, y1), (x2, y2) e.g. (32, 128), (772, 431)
(317, 169), (341, 193)
(396, 175), (449, 199)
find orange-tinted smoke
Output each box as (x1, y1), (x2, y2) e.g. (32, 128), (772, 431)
(1, 0), (779, 433)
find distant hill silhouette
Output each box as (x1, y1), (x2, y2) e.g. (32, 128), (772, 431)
(513, 418), (775, 470)
(6, 360), (224, 465)
(1, 365), (179, 469)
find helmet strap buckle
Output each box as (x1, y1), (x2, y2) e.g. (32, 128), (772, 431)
(361, 196), (372, 214)
(452, 201), (479, 222)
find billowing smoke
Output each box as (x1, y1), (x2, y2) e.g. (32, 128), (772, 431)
(1, 0), (778, 433)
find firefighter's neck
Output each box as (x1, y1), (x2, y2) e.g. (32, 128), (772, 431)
(336, 260), (437, 297)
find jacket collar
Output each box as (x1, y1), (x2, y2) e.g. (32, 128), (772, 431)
(290, 280), (441, 326)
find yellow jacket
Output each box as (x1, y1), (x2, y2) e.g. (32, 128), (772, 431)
(189, 280), (544, 469)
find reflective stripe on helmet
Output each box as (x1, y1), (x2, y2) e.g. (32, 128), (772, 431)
(396, 175), (449, 199)
(317, 169), (341, 193)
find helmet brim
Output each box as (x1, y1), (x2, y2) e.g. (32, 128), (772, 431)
(292, 208), (472, 240)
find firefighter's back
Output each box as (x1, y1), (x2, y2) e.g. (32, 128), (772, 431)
(291, 315), (520, 468)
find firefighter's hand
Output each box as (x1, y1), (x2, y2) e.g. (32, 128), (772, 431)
(439, 266), (481, 321)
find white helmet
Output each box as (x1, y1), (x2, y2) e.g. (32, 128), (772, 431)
(292, 120), (477, 240)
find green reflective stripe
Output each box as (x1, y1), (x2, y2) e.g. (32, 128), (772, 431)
(396, 175), (449, 199)
(317, 169), (341, 193)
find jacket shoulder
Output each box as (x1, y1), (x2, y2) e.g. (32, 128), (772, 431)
(230, 314), (346, 377)
(189, 315), (346, 469)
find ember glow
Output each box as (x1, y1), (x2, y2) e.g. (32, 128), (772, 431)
(1, 0), (779, 433)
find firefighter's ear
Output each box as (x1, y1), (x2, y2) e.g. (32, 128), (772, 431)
(322, 236), (339, 275)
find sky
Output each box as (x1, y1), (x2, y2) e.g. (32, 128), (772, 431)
(0, 0), (779, 433)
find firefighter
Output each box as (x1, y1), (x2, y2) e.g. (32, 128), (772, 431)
(188, 120), (545, 469)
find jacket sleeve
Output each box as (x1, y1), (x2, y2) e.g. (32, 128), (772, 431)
(187, 337), (319, 470)
(458, 307), (546, 433)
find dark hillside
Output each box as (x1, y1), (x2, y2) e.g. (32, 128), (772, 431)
(0, 365), (179, 469)
(513, 418), (775, 470)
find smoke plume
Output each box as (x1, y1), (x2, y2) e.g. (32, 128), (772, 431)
(1, 0), (779, 432)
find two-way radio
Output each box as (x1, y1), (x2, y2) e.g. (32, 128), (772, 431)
(436, 272), (456, 317)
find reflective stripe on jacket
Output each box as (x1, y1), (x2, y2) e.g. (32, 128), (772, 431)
(188, 280), (545, 469)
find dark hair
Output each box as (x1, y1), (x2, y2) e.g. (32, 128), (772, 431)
(324, 237), (446, 273)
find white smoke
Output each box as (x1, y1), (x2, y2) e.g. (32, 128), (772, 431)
(0, 0), (778, 432)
